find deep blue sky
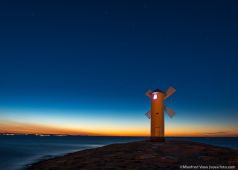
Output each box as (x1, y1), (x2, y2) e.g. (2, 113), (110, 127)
(0, 0), (237, 136)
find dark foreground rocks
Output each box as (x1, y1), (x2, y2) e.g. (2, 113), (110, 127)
(28, 141), (238, 170)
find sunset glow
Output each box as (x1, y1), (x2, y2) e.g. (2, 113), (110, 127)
(1, 109), (237, 137)
(0, 0), (237, 139)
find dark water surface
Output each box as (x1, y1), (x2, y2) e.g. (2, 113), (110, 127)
(0, 136), (237, 170)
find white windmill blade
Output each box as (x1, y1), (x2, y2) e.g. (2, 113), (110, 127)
(145, 89), (153, 98)
(145, 111), (151, 119)
(165, 105), (175, 118)
(164, 86), (176, 99)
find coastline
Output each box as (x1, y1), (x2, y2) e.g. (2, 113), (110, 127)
(22, 145), (103, 170)
(26, 140), (238, 170)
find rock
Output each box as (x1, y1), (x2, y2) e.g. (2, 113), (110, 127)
(27, 141), (238, 170)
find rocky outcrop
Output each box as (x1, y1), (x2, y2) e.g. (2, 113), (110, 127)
(28, 140), (238, 170)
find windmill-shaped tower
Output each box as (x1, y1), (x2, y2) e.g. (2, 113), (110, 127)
(145, 86), (176, 142)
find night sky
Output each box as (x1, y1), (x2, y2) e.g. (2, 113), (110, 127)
(0, 0), (237, 136)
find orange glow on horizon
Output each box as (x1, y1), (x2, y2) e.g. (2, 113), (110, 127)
(0, 120), (237, 137)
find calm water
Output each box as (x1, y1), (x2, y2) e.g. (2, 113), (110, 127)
(0, 136), (237, 170)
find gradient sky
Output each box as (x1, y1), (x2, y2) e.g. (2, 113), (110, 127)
(0, 0), (238, 136)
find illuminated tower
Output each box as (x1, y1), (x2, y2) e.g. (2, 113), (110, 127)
(145, 87), (176, 142)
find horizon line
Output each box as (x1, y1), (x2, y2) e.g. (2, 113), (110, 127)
(1, 133), (237, 138)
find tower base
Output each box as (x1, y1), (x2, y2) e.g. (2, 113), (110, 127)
(150, 137), (165, 142)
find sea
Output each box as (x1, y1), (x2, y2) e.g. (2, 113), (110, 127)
(0, 135), (237, 170)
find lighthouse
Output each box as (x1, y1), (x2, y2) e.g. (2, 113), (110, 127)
(151, 89), (165, 141)
(145, 87), (176, 142)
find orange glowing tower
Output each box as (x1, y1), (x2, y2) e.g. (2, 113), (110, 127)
(145, 87), (176, 142)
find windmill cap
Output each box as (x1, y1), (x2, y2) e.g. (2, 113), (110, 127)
(153, 89), (165, 94)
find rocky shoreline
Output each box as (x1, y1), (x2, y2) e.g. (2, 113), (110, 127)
(27, 140), (238, 170)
